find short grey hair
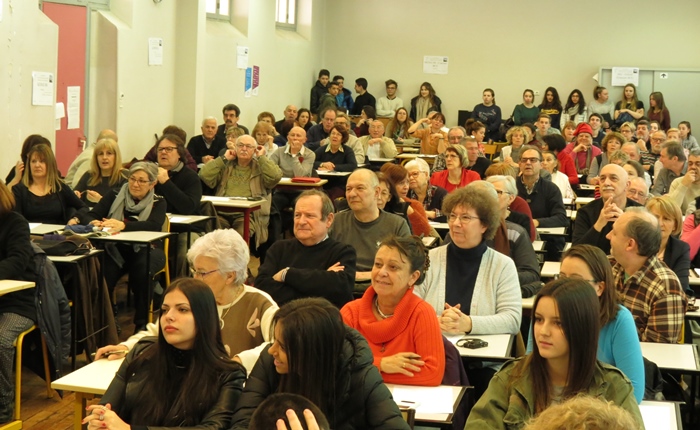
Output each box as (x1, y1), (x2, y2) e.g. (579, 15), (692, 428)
(448, 126), (466, 136)
(201, 116), (217, 126)
(621, 142), (640, 155)
(405, 158), (430, 174)
(296, 190), (334, 220)
(623, 207), (661, 257)
(689, 148), (700, 158)
(129, 161), (158, 182)
(486, 175), (517, 196)
(187, 229), (250, 285)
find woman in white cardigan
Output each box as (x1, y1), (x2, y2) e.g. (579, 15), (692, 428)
(414, 184), (521, 396)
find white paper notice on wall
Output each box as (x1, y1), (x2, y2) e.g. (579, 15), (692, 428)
(67, 86), (81, 130)
(32, 72), (55, 106)
(423, 56), (449, 75)
(237, 46), (249, 69)
(611, 67), (639, 86)
(55, 102), (65, 130)
(148, 38), (163, 66)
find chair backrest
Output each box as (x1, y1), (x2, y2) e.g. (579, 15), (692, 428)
(398, 406), (415, 429)
(442, 336), (469, 386)
(483, 144), (499, 159)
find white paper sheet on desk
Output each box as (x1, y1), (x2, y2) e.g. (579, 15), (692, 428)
(639, 403), (672, 430)
(168, 216), (189, 223)
(29, 223), (41, 230)
(391, 386), (453, 414)
(204, 196), (235, 202)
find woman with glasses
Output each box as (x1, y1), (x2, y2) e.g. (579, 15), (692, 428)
(405, 158), (447, 221)
(73, 138), (126, 206)
(429, 145), (480, 193)
(526, 244), (644, 403)
(201, 134), (282, 251)
(80, 162), (166, 332)
(95, 229), (278, 374)
(12, 143), (87, 225)
(415, 186), (520, 396)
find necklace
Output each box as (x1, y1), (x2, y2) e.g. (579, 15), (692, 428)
(374, 296), (394, 319)
(219, 286), (244, 329)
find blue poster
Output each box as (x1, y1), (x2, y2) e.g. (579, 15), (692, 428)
(245, 67), (252, 97)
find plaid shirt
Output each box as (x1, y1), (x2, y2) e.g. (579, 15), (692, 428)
(610, 255), (687, 343)
(407, 185), (444, 219)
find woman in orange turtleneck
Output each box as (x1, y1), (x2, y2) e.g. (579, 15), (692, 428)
(341, 236), (445, 386)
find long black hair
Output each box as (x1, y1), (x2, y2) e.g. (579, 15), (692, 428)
(273, 298), (346, 420)
(126, 278), (243, 426)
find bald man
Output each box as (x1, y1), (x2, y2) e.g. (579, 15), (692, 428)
(274, 104), (298, 134)
(65, 129), (118, 187)
(573, 163), (642, 254)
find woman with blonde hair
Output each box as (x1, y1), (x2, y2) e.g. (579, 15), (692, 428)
(500, 126), (531, 167)
(74, 138), (126, 205)
(12, 143), (86, 224)
(614, 84), (645, 126)
(647, 196), (690, 292)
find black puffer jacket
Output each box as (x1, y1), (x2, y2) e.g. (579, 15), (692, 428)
(101, 338), (246, 430)
(230, 327), (409, 430)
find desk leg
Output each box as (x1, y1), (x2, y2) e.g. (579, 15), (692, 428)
(242, 208), (252, 244)
(75, 392), (87, 430)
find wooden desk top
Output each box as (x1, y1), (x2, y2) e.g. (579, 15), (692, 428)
(0, 280), (35, 296)
(201, 195), (265, 208)
(52, 358), (123, 395)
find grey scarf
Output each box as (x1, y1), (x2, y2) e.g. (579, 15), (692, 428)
(107, 183), (155, 222)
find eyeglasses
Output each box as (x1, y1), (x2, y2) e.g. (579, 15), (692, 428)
(627, 190), (648, 198)
(128, 177), (152, 186)
(236, 144), (256, 150)
(157, 146), (178, 153)
(554, 273), (597, 285)
(407, 172), (423, 178)
(448, 213), (481, 224)
(190, 268), (220, 279)
(495, 190), (511, 196)
(520, 157), (540, 164)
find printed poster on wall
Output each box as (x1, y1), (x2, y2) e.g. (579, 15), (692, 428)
(237, 46), (249, 69)
(148, 38), (163, 66)
(32, 71), (55, 106)
(611, 67), (639, 87)
(66, 86), (81, 129)
(252, 66), (259, 96)
(423, 56), (449, 75)
(245, 67), (252, 98)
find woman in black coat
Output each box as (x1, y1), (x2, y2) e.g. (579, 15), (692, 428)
(647, 196), (690, 292)
(230, 298), (409, 430)
(0, 181), (37, 423)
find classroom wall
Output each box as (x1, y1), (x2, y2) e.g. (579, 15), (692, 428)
(0, 1), (58, 179)
(323, 0), (700, 126)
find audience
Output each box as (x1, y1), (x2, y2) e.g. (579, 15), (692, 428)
(230, 298), (409, 430)
(64, 129), (118, 187)
(538, 87), (563, 129)
(256, 190), (355, 308)
(6, 134), (52, 189)
(405, 158), (447, 221)
(522, 395), (642, 430)
(430, 145), (480, 192)
(85, 279), (246, 429)
(332, 75), (354, 112)
(409, 82), (442, 122)
(472, 88), (502, 142)
(512, 89), (540, 126)
(309, 69), (329, 115)
(627, 175), (650, 205)
(73, 137), (126, 206)
(499, 125), (531, 167)
(588, 132), (625, 184)
(588, 86), (615, 129)
(607, 208), (687, 343)
(187, 117), (226, 165)
(384, 107), (414, 145)
(341, 236), (445, 386)
(408, 112), (447, 155)
(646, 196), (690, 293)
(466, 278), (643, 429)
(274, 105), (298, 134)
(651, 141), (687, 196)
(350, 78), (376, 116)
(376, 79), (403, 117)
(358, 120), (398, 160)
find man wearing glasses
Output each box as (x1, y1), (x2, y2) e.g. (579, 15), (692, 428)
(573, 164), (640, 255)
(199, 134), (282, 251)
(668, 149), (700, 213)
(516, 146), (568, 260)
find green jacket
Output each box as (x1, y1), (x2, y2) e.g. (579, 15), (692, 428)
(199, 155), (282, 247)
(465, 358), (644, 430)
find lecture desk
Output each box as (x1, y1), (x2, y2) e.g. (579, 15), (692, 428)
(201, 195), (262, 244)
(445, 333), (515, 362)
(639, 400), (682, 430)
(0, 278), (36, 430)
(535, 226), (567, 236)
(51, 358), (124, 430)
(385, 383), (468, 429)
(29, 223), (66, 235)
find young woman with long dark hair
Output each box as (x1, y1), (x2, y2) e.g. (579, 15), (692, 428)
(538, 87), (563, 130)
(467, 278), (643, 428)
(83, 278), (246, 429)
(560, 89), (588, 128)
(230, 298), (409, 430)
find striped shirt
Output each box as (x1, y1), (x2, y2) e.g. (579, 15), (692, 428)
(610, 255), (687, 343)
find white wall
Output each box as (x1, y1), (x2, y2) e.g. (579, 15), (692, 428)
(86, 0), (326, 162)
(0, 0), (58, 179)
(323, 0), (700, 126)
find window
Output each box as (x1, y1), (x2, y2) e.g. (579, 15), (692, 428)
(206, 0), (230, 20)
(276, 0), (296, 29)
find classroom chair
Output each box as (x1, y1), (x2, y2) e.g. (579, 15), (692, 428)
(13, 326), (52, 421)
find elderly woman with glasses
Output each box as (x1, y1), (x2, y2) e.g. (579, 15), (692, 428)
(200, 135), (282, 251)
(429, 145), (480, 193)
(414, 185), (520, 396)
(405, 158), (447, 221)
(95, 229), (278, 374)
(79, 162), (166, 331)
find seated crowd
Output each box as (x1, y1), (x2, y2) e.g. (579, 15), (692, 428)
(3, 70), (697, 429)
